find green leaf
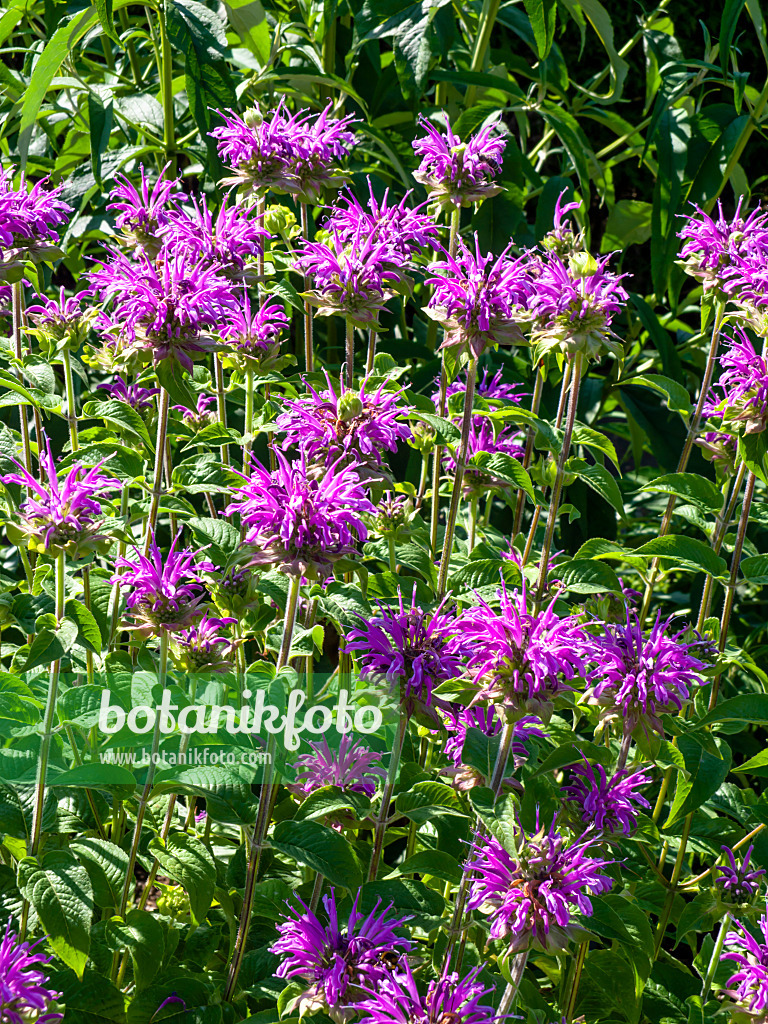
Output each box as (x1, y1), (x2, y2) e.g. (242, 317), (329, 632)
(82, 399), (152, 447)
(53, 763), (136, 791)
(624, 374), (692, 419)
(572, 424), (620, 470)
(293, 786), (371, 823)
(633, 536), (728, 578)
(105, 909), (165, 990)
(358, 879), (444, 930)
(71, 838), (130, 909)
(664, 735), (732, 827)
(720, 0), (748, 75)
(566, 458), (625, 519)
(396, 781), (463, 822)
(468, 452), (535, 500)
(555, 558), (622, 594)
(87, 86), (113, 181)
(224, 0), (270, 62)
(148, 832), (216, 929)
(186, 517), (241, 565)
(637, 473), (723, 513)
(601, 200), (653, 251)
(385, 850), (461, 884)
(523, 0), (557, 58)
(46, 970), (126, 1024)
(65, 600), (102, 654)
(17, 851), (93, 978)
(738, 433), (768, 486)
(742, 555), (768, 584)
(699, 695), (768, 732)
(559, 0), (629, 101)
(270, 819), (362, 891)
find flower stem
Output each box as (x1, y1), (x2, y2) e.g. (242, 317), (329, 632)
(639, 301), (726, 623)
(564, 940), (588, 1021)
(616, 730), (632, 772)
(489, 722), (514, 796)
(367, 713), (408, 882)
(696, 461), (748, 628)
(388, 537), (397, 574)
(436, 357), (478, 599)
(700, 914), (729, 1000)
(653, 812), (692, 959)
(708, 469), (757, 710)
(214, 355), (230, 467)
(243, 366), (255, 475)
(345, 319), (355, 389)
(117, 630), (170, 919)
(366, 327), (376, 374)
(512, 364), (544, 537)
(145, 386), (170, 553)
(11, 281), (33, 477)
(159, 0), (175, 174)
(300, 202), (314, 372)
(223, 574), (301, 1002)
(62, 348), (79, 454)
(29, 550), (66, 858)
(534, 352), (584, 612)
(497, 949), (530, 1016)
(468, 494), (479, 551)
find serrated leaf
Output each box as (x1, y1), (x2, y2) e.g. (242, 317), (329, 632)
(270, 819), (362, 891)
(17, 851), (93, 978)
(105, 909), (165, 990)
(71, 838), (130, 909)
(65, 600), (102, 654)
(638, 472), (723, 513)
(148, 832), (216, 929)
(664, 735), (732, 827)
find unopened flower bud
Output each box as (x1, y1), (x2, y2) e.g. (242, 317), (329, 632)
(263, 204), (296, 236)
(409, 420), (436, 452)
(338, 393), (364, 421)
(243, 107), (263, 129)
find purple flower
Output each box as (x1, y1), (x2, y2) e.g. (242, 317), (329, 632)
(369, 493), (415, 540)
(717, 845), (765, 904)
(540, 191), (584, 258)
(0, 165), (71, 276)
(562, 760), (652, 835)
(345, 590), (466, 723)
(326, 180), (439, 261)
(289, 735), (385, 798)
(294, 231), (406, 326)
(525, 252), (629, 360)
(466, 816), (614, 952)
(269, 890), (411, 1023)
(26, 287), (90, 346)
(1, 438), (120, 555)
(171, 613), (237, 673)
(697, 429), (738, 474)
(703, 329), (768, 436)
(412, 115), (507, 208)
(97, 375), (160, 410)
(289, 102), (359, 203)
(355, 961), (496, 1024)
(112, 532), (210, 636)
(678, 198), (768, 290)
(443, 706), (544, 791)
(220, 291), (291, 371)
(724, 903), (768, 1014)
(164, 194), (269, 280)
(276, 371), (410, 474)
(0, 922), (62, 1024)
(443, 367), (525, 409)
(460, 580), (587, 720)
(584, 612), (709, 736)
(224, 450), (373, 579)
(89, 248), (236, 372)
(427, 236), (529, 359)
(173, 392), (217, 430)
(107, 165), (180, 254)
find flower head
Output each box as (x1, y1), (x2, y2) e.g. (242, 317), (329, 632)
(0, 165), (71, 278)
(277, 371), (410, 475)
(97, 375), (160, 410)
(1, 439), (120, 556)
(289, 735), (385, 798)
(466, 816), (613, 952)
(26, 288), (90, 349)
(107, 165), (180, 255)
(269, 890), (411, 1023)
(173, 392), (217, 430)
(345, 590), (466, 723)
(717, 846), (765, 905)
(584, 612), (709, 736)
(525, 252), (629, 360)
(678, 199), (768, 290)
(724, 903), (768, 1015)
(413, 115), (507, 208)
(0, 923), (62, 1024)
(171, 613), (237, 673)
(355, 961), (496, 1024)
(443, 706), (544, 791)
(112, 532), (210, 636)
(165, 194), (269, 280)
(220, 291), (291, 372)
(427, 236), (528, 359)
(562, 760), (652, 835)
(224, 450), (373, 579)
(461, 580), (587, 721)
(703, 329), (768, 436)
(540, 191), (585, 258)
(327, 180), (439, 261)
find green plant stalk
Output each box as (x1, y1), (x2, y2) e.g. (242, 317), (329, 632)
(244, 366), (255, 475)
(345, 319), (355, 388)
(301, 203), (314, 372)
(144, 387), (170, 553)
(436, 357), (477, 598)
(388, 537), (397, 573)
(709, 469), (757, 710)
(639, 302), (726, 622)
(223, 574), (301, 1002)
(29, 550), (66, 857)
(117, 630), (170, 922)
(366, 327), (377, 374)
(653, 812), (692, 959)
(11, 281), (33, 477)
(700, 914), (729, 1000)
(118, 7), (143, 87)
(367, 713), (408, 882)
(159, 0), (175, 174)
(697, 461), (748, 629)
(214, 355), (230, 466)
(496, 950), (530, 1015)
(564, 940), (588, 1022)
(512, 364), (544, 537)
(62, 348), (79, 455)
(534, 353), (584, 612)
(465, 0), (502, 107)
(467, 494), (479, 551)
(109, 485), (130, 646)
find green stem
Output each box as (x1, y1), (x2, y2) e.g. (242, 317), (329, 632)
(436, 357), (478, 598)
(214, 355), (230, 467)
(159, 1), (175, 173)
(118, 7), (143, 87)
(109, 485), (130, 645)
(534, 353), (584, 612)
(387, 537), (397, 574)
(465, 0), (502, 107)
(223, 574), (301, 1002)
(468, 494), (478, 551)
(367, 713), (408, 882)
(512, 365), (544, 537)
(144, 387), (170, 553)
(244, 366), (255, 475)
(700, 915), (729, 1000)
(366, 328), (377, 374)
(29, 550), (66, 857)
(697, 461), (748, 629)
(565, 941), (588, 1021)
(497, 950), (530, 1015)
(345, 319), (355, 389)
(117, 631), (170, 920)
(653, 813), (692, 959)
(301, 203), (314, 373)
(11, 281), (33, 477)
(639, 302), (726, 622)
(62, 348), (79, 454)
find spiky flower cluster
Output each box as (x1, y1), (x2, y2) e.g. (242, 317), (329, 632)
(0, 165), (71, 279)
(716, 845), (765, 905)
(412, 115), (507, 208)
(678, 198), (768, 291)
(443, 706), (544, 791)
(562, 760), (652, 834)
(171, 613), (237, 673)
(0, 923), (62, 1024)
(327, 180), (439, 261)
(355, 962), (497, 1024)
(724, 903), (768, 1015)
(220, 293), (291, 372)
(289, 736), (385, 798)
(703, 329), (768, 437)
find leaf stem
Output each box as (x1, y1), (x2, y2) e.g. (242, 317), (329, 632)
(367, 713), (408, 882)
(144, 386), (170, 553)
